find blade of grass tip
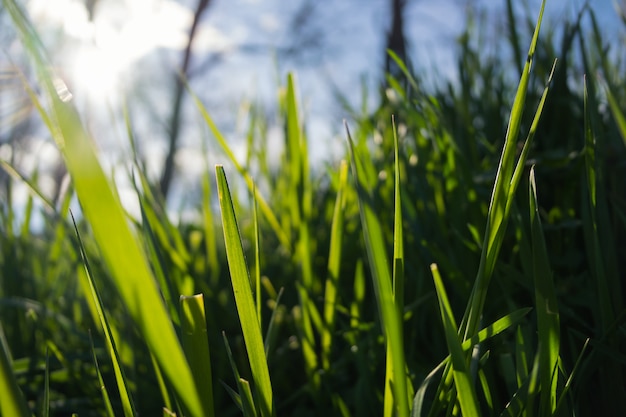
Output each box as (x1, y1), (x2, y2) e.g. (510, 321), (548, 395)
(216, 166), (273, 417)
(187, 79), (291, 252)
(70, 211), (137, 417)
(89, 331), (116, 417)
(322, 159), (348, 370)
(430, 263), (480, 417)
(180, 294), (215, 417)
(529, 167), (560, 413)
(4, 2), (207, 413)
(239, 379), (259, 417)
(345, 122), (409, 417)
(463, 0), (548, 341)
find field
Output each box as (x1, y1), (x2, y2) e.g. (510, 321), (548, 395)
(1, 0), (626, 416)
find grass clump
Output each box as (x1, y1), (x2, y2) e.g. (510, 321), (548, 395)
(1, 0), (626, 416)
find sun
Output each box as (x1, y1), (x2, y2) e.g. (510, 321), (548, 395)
(27, 0), (197, 106)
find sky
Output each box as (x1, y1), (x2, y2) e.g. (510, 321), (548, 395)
(4, 0), (625, 222)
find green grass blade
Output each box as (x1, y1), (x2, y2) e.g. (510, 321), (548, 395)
(554, 338), (590, 415)
(463, 0), (548, 340)
(0, 328), (30, 417)
(89, 331), (116, 417)
(529, 167), (560, 413)
(201, 158), (220, 286)
(430, 263), (480, 417)
(322, 160), (348, 370)
(385, 117), (411, 416)
(284, 73), (321, 389)
(216, 165), (274, 417)
(345, 123), (409, 417)
(3, 2), (206, 413)
(71, 212), (137, 417)
(180, 294), (215, 417)
(222, 332), (259, 417)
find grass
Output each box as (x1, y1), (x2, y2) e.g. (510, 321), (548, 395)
(1, 0), (626, 415)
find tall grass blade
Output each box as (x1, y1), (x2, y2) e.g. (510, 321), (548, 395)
(385, 116), (411, 416)
(529, 167), (560, 413)
(322, 160), (348, 370)
(345, 122), (409, 417)
(3, 2), (207, 414)
(216, 165), (274, 417)
(180, 294), (215, 417)
(71, 212), (137, 417)
(89, 331), (116, 417)
(284, 73), (321, 389)
(201, 157), (220, 286)
(462, 0), (548, 340)
(430, 263), (480, 417)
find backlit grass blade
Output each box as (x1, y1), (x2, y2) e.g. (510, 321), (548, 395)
(430, 263), (480, 417)
(345, 122), (409, 417)
(216, 165), (274, 417)
(3, 2), (206, 413)
(529, 167), (560, 413)
(71, 212), (137, 417)
(463, 0), (548, 340)
(180, 294), (214, 417)
(385, 117), (411, 417)
(322, 159), (348, 370)
(285, 73), (321, 389)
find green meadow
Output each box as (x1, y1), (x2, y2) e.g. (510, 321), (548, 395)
(1, 0), (625, 415)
